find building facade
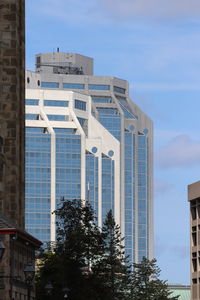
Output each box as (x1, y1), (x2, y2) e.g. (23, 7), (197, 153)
(0, 3), (42, 299)
(0, 214), (41, 300)
(25, 52), (153, 263)
(188, 180), (200, 300)
(0, 0), (25, 229)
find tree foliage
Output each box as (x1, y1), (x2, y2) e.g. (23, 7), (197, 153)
(35, 199), (179, 300)
(93, 210), (131, 299)
(36, 199), (105, 300)
(130, 257), (179, 300)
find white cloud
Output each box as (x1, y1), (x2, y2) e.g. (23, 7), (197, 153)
(28, 0), (105, 25)
(101, 0), (200, 19)
(29, 0), (200, 24)
(157, 135), (200, 168)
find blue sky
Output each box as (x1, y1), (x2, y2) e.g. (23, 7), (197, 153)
(26, 0), (200, 284)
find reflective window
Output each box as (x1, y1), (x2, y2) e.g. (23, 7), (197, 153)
(44, 100), (68, 107)
(116, 96), (138, 119)
(25, 99), (39, 105)
(47, 115), (68, 121)
(97, 108), (118, 115)
(75, 99), (86, 111)
(124, 131), (135, 262)
(63, 83), (85, 89)
(137, 134), (148, 260)
(92, 147), (97, 153)
(41, 82), (59, 88)
(54, 128), (75, 133)
(97, 108), (121, 141)
(26, 114), (39, 120)
(26, 127), (46, 133)
(92, 96), (112, 103)
(88, 84), (110, 90)
(115, 95), (126, 101)
(77, 117), (87, 127)
(114, 86), (126, 94)
(86, 151), (99, 221)
(119, 103), (136, 119)
(55, 129), (81, 206)
(102, 154), (114, 222)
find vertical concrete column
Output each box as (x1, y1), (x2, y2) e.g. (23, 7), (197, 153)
(0, 0), (25, 229)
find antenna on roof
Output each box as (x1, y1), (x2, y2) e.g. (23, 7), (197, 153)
(57, 47), (60, 53)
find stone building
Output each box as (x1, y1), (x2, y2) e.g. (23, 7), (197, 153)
(0, 215), (41, 300)
(0, 1), (41, 299)
(0, 0), (25, 229)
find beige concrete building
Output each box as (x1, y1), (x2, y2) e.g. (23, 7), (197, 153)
(188, 180), (200, 300)
(25, 52), (154, 265)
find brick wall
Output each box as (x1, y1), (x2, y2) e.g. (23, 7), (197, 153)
(0, 0), (25, 229)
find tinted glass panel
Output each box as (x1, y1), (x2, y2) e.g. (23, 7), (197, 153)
(138, 135), (148, 261)
(97, 108), (121, 141)
(55, 129), (81, 205)
(88, 84), (110, 90)
(77, 117), (87, 126)
(102, 154), (114, 222)
(92, 96), (112, 103)
(114, 86), (126, 94)
(124, 132), (135, 263)
(86, 152), (99, 221)
(119, 103), (136, 119)
(47, 115), (68, 121)
(41, 82), (59, 88)
(26, 114), (39, 120)
(63, 83), (85, 89)
(44, 100), (68, 107)
(75, 99), (86, 111)
(25, 99), (39, 105)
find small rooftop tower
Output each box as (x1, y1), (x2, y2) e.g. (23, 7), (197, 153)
(35, 52), (94, 75)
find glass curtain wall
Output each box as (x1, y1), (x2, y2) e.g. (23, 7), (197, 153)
(25, 127), (51, 242)
(124, 130), (135, 264)
(55, 129), (81, 207)
(85, 151), (99, 220)
(101, 154), (115, 223)
(97, 108), (121, 141)
(138, 134), (148, 261)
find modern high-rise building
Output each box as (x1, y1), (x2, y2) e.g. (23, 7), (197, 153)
(188, 180), (200, 300)
(25, 52), (153, 263)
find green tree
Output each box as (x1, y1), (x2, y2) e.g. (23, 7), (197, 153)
(36, 199), (106, 300)
(129, 257), (179, 300)
(55, 198), (104, 269)
(36, 200), (178, 300)
(93, 210), (132, 300)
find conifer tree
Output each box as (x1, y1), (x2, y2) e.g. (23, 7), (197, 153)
(55, 198), (103, 269)
(36, 201), (179, 300)
(129, 257), (179, 300)
(93, 210), (131, 300)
